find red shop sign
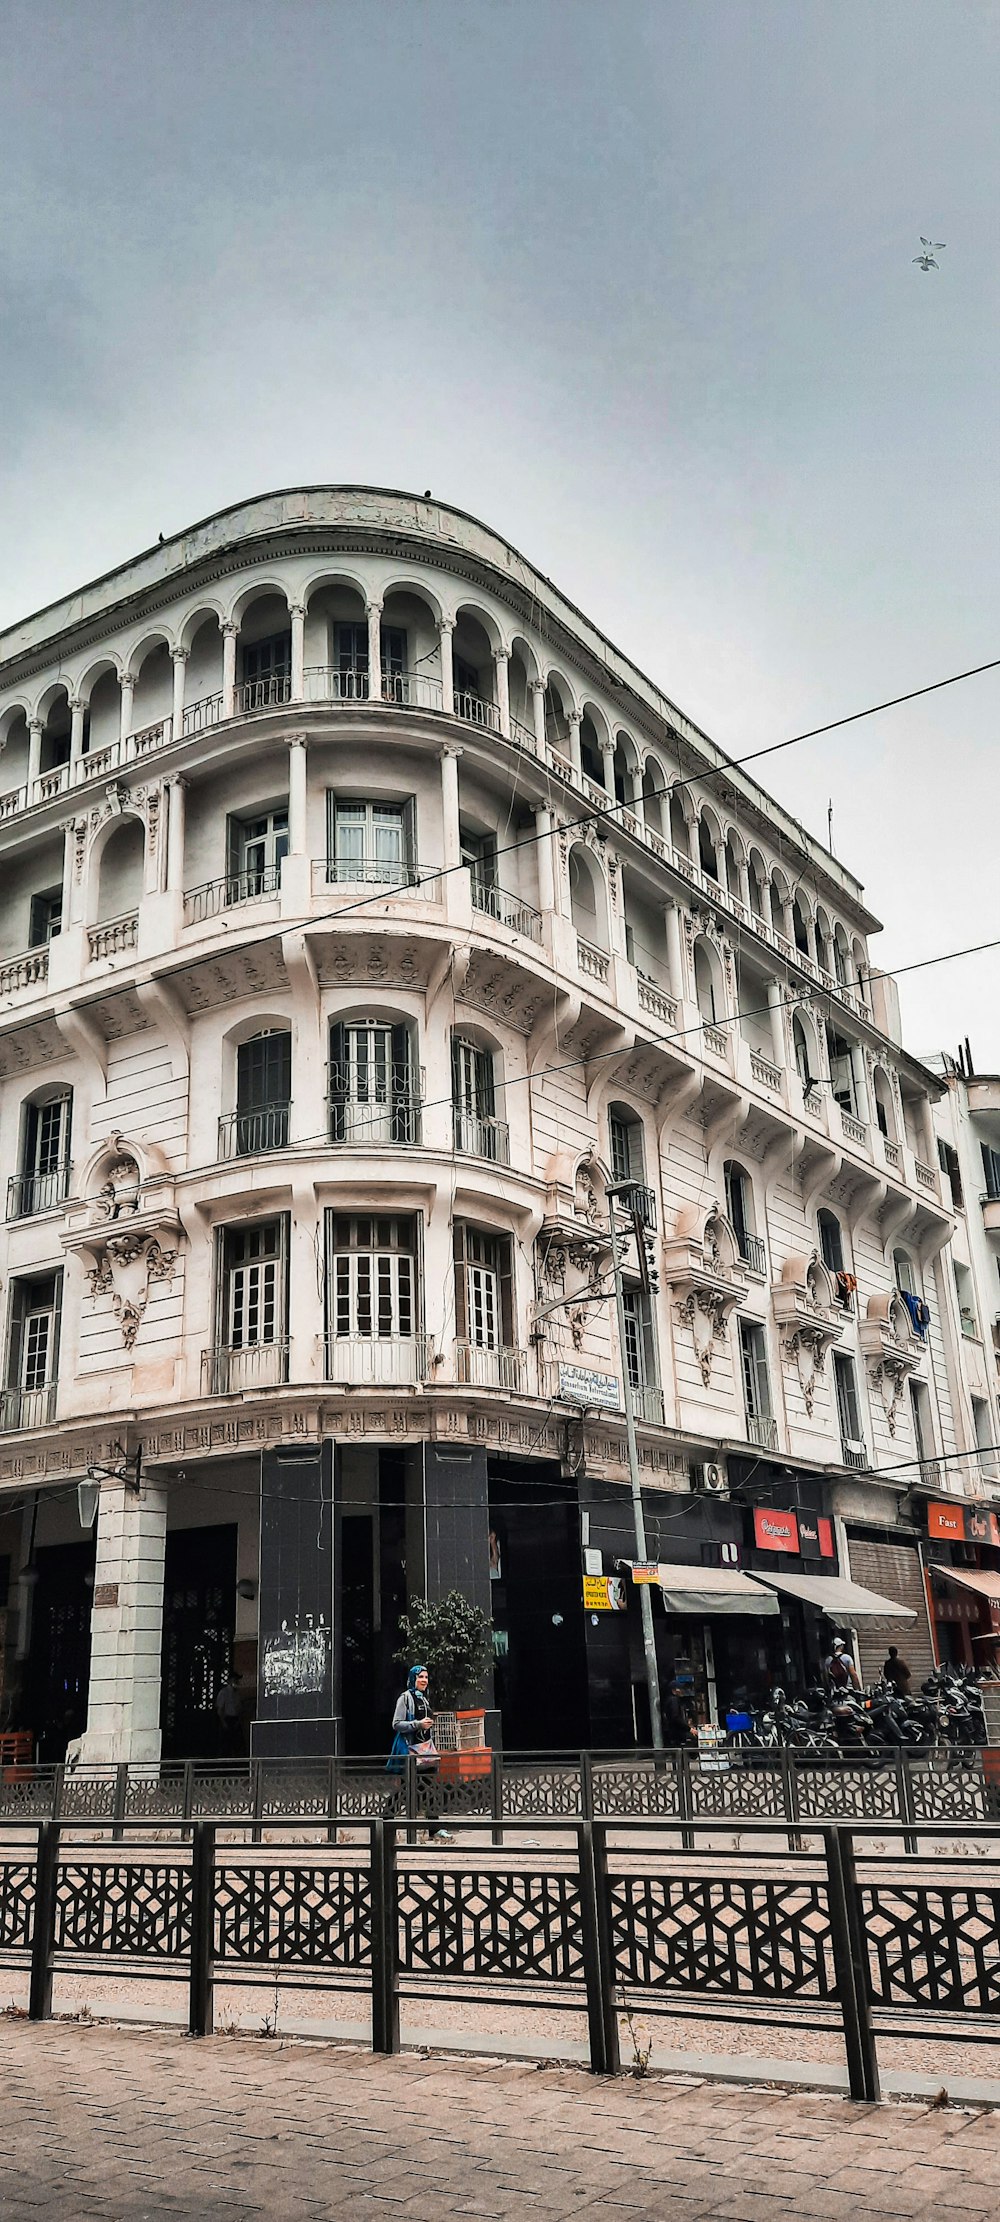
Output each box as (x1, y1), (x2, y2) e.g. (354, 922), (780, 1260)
(754, 1508), (799, 1554)
(928, 1502), (966, 1541)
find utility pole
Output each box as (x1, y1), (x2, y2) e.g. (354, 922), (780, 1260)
(608, 1185), (664, 1750)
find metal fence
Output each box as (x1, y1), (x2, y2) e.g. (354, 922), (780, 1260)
(7, 1811), (1000, 2100)
(1, 1747), (994, 1836)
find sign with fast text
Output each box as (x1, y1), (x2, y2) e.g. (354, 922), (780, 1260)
(928, 1501), (966, 1541)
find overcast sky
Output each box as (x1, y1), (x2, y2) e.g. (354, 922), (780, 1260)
(2, 0), (997, 1063)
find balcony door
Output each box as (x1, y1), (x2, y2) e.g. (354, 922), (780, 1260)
(235, 1031), (291, 1155)
(452, 1036), (497, 1156)
(330, 1020), (415, 1144)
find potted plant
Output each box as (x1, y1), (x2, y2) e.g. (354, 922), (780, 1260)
(395, 1590), (495, 1779)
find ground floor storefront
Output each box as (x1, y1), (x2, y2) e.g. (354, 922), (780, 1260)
(0, 1439), (932, 1762)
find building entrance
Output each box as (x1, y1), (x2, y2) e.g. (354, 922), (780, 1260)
(25, 1540), (96, 1760)
(160, 1525), (237, 1759)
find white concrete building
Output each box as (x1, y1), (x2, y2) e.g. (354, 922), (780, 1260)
(0, 487), (982, 1757)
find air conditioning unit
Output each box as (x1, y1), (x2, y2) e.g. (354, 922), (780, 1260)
(692, 1460), (728, 1496)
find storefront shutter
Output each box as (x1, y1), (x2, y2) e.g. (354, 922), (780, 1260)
(847, 1534), (935, 1686)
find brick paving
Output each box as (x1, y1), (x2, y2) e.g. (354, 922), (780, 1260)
(0, 2024), (998, 2220)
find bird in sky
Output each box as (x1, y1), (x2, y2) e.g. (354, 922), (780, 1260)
(913, 238), (946, 271)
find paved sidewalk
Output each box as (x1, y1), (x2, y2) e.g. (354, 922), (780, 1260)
(1, 2023), (999, 2221)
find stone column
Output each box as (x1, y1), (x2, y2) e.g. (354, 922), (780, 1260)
(60, 820), (76, 925)
(737, 855), (752, 911)
(166, 777), (186, 894)
(222, 623), (238, 720)
(599, 740), (617, 803)
(290, 603), (306, 700)
(27, 720), (43, 790)
(567, 709), (582, 775)
(366, 600), (383, 701)
(171, 649), (188, 741)
(440, 745), (463, 870)
(767, 978), (786, 1069)
(494, 647), (510, 738)
(534, 805), (555, 915)
(69, 698), (86, 770)
(79, 1476), (168, 1766)
(438, 618), (455, 714)
(665, 900), (684, 994)
(530, 678), (546, 754)
(119, 673), (135, 746)
(288, 734), (308, 857)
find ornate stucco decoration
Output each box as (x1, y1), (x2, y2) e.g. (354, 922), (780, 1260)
(63, 1133), (182, 1352)
(860, 1290), (926, 1434)
(664, 1204), (747, 1385)
(771, 1252), (844, 1415)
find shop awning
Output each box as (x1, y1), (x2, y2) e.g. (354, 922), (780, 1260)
(653, 1565), (780, 1617)
(750, 1570), (915, 1628)
(932, 1565), (1000, 1606)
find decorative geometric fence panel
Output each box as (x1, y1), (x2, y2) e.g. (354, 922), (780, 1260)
(863, 1882), (1000, 2012)
(610, 1874), (837, 1998)
(215, 1863), (370, 1966)
(0, 1860), (34, 1949)
(54, 1862), (192, 1956)
(501, 1767), (582, 1818)
(688, 1766), (787, 1820)
(397, 1867), (584, 1982)
(593, 1762), (681, 1818)
(794, 1767), (902, 1823)
(906, 1762), (989, 1824)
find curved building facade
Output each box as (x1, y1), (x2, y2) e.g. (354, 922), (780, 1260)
(0, 488), (978, 1759)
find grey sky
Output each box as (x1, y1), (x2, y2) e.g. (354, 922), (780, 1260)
(2, 0), (997, 1063)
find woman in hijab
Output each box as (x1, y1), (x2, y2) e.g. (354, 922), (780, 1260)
(389, 1664), (452, 1840)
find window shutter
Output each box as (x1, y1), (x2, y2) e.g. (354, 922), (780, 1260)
(329, 1022), (346, 1140)
(498, 1235), (514, 1345)
(226, 814), (241, 885)
(451, 1035), (463, 1107)
(402, 798), (416, 873)
(50, 1271), (63, 1378)
(477, 1046), (495, 1120)
(6, 1284), (25, 1391)
(453, 1223), (468, 1338)
(23, 1103), (39, 1179)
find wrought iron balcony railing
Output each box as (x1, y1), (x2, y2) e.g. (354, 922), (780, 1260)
(454, 1342), (527, 1392)
(452, 1108), (510, 1164)
(329, 1069), (422, 1147)
(7, 1165), (72, 1220)
(217, 1104), (291, 1160)
(202, 1341), (289, 1396)
(184, 866), (282, 924)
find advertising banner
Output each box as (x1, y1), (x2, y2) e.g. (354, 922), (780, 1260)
(583, 1574), (628, 1611)
(928, 1501), (966, 1541)
(753, 1507), (799, 1554)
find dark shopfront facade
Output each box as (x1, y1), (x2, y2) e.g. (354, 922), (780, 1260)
(923, 1498), (1000, 1671)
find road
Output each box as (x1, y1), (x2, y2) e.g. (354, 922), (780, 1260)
(1, 2020), (998, 2220)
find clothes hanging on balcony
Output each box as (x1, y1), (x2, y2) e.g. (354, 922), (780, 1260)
(835, 1271), (857, 1307)
(899, 1290), (930, 1340)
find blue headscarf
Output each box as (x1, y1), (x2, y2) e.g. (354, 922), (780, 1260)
(407, 1664), (428, 1693)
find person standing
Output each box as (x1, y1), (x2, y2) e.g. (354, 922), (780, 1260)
(882, 1645), (912, 1694)
(823, 1636), (861, 1692)
(388, 1664), (453, 1841)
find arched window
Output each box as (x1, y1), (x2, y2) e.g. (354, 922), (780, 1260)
(226, 1029), (291, 1158)
(96, 817), (144, 923)
(569, 847), (608, 951)
(451, 1033), (506, 1163)
(818, 1208), (845, 1276)
(669, 790), (689, 855)
(329, 1017), (419, 1145)
(698, 816), (719, 880)
(792, 899), (809, 955)
(792, 1014), (813, 1087)
(724, 1161), (763, 1272)
(826, 1024), (858, 1116)
(693, 939), (720, 1025)
(608, 1104), (645, 1185)
(872, 1069), (896, 1142)
(13, 1088), (73, 1218)
(893, 1248), (918, 1298)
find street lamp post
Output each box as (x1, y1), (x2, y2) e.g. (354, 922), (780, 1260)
(607, 1185), (664, 1751)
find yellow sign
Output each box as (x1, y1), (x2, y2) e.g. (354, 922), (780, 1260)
(630, 1563), (661, 1585)
(583, 1575), (628, 1612)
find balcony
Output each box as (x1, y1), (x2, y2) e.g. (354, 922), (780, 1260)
(840, 1109), (869, 1149)
(0, 949), (48, 997)
(577, 936), (610, 983)
(182, 692), (224, 737)
(329, 1070), (423, 1147)
(745, 1413), (778, 1451)
(629, 1381), (666, 1426)
(202, 1341), (289, 1396)
(637, 980), (678, 1026)
(471, 881), (543, 942)
(452, 1108), (510, 1165)
(7, 1165), (72, 1220)
(749, 1051), (782, 1094)
(236, 675), (291, 715)
(454, 1342), (528, 1392)
(703, 1024), (730, 1061)
(217, 1104), (291, 1161)
(982, 1194), (1000, 1238)
(0, 1383), (57, 1431)
(314, 855), (423, 891)
(453, 689), (502, 734)
(737, 1232), (767, 1277)
(88, 913), (137, 963)
(325, 1334), (433, 1386)
(184, 867), (281, 925)
(304, 666), (370, 704)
